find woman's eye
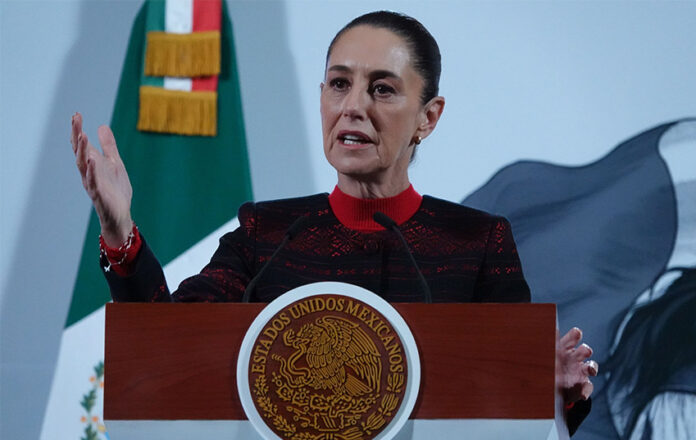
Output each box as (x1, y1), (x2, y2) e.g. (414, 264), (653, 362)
(372, 84), (395, 97)
(329, 78), (349, 91)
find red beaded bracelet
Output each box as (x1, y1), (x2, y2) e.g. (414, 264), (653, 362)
(99, 223), (140, 273)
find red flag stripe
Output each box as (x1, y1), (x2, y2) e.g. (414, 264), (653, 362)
(193, 0), (221, 31)
(192, 76), (218, 92)
(192, 0), (221, 92)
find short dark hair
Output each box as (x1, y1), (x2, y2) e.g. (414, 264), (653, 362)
(326, 11), (441, 105)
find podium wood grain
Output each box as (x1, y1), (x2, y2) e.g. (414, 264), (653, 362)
(104, 303), (555, 420)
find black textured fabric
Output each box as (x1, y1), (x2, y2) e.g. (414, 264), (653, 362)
(568, 399), (592, 436)
(106, 194), (530, 304)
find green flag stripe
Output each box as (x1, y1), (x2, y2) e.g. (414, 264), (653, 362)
(141, 0), (165, 88)
(141, 76), (164, 88)
(145, 0), (164, 31)
(66, 0), (252, 327)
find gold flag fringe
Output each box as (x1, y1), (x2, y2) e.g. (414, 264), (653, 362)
(145, 31), (220, 77)
(138, 86), (217, 136)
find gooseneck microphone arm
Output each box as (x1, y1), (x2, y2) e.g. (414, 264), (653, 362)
(373, 212), (433, 304)
(241, 216), (309, 303)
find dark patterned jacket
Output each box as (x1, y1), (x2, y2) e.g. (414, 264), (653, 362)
(105, 194), (530, 304)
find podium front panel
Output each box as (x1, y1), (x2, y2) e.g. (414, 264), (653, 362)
(105, 302), (556, 421)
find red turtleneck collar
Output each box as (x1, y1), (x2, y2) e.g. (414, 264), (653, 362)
(328, 185), (423, 232)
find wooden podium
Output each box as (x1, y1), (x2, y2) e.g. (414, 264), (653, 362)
(104, 303), (569, 439)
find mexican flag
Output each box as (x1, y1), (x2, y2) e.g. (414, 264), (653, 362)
(40, 0), (253, 438)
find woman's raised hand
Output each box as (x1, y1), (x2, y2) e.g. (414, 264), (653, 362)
(556, 327), (598, 404)
(71, 112), (134, 247)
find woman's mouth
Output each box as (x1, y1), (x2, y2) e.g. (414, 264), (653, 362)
(338, 132), (373, 146)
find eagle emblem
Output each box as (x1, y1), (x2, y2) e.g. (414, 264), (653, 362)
(248, 294), (409, 440)
(279, 316), (382, 399)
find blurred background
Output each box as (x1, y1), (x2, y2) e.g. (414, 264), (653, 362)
(1, 1), (695, 439)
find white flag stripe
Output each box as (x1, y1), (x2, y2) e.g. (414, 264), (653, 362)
(40, 307), (106, 439)
(165, 0), (192, 34)
(40, 216), (240, 440)
(163, 77), (193, 91)
(163, 0), (193, 92)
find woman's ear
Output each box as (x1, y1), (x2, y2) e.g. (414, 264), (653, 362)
(417, 96), (445, 140)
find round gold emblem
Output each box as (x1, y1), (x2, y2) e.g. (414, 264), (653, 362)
(248, 293), (408, 440)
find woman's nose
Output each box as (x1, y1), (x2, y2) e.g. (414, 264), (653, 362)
(342, 87), (369, 120)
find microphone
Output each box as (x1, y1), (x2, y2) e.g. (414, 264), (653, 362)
(373, 212), (433, 303)
(242, 215), (309, 302)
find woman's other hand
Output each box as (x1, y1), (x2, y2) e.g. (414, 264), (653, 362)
(556, 327), (598, 404)
(71, 112), (133, 247)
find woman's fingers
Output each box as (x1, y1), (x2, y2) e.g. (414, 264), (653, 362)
(76, 131), (105, 197)
(82, 142), (102, 196)
(85, 149), (112, 219)
(574, 343), (593, 361)
(71, 113), (81, 154)
(98, 125), (121, 161)
(583, 359), (599, 377)
(85, 155), (97, 196)
(560, 328), (593, 361)
(76, 132), (90, 176)
(581, 379), (594, 400)
(74, 114), (100, 177)
(560, 327), (583, 350)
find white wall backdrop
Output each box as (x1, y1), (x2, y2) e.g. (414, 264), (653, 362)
(1, 1), (695, 439)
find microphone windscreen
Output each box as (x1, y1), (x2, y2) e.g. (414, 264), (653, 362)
(373, 211), (397, 229)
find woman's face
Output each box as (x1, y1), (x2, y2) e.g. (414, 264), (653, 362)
(321, 25), (436, 187)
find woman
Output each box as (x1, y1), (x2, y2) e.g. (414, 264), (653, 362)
(71, 10), (596, 431)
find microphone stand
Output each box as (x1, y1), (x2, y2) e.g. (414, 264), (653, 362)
(373, 212), (433, 304)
